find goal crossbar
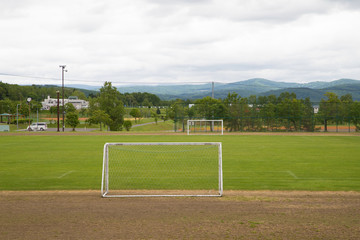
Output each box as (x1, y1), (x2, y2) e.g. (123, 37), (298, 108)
(101, 142), (223, 197)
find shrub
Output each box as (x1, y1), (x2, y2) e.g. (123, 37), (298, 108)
(10, 119), (33, 124)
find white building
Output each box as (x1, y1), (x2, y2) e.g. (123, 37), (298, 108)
(41, 96), (89, 110)
(313, 105), (319, 114)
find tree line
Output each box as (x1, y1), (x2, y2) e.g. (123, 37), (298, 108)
(169, 92), (360, 132)
(2, 81), (360, 132)
(0, 82), (89, 102)
(0, 81), (166, 115)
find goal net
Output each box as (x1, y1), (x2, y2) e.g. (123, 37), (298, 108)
(187, 120), (224, 135)
(101, 142), (223, 197)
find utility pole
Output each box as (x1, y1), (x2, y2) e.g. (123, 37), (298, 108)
(57, 91), (60, 132)
(59, 65), (67, 132)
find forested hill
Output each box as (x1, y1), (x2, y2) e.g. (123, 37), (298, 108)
(261, 84), (360, 102)
(117, 78), (360, 101)
(0, 82), (97, 102)
(0, 82), (163, 107)
(2, 78), (360, 103)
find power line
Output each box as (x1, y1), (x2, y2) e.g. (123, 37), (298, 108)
(0, 72), (104, 83)
(0, 72), (59, 81)
(0, 72), (214, 85)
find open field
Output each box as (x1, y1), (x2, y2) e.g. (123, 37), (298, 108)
(1, 132), (359, 239)
(1, 133), (360, 191)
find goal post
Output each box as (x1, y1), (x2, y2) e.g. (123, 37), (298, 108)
(187, 119), (224, 135)
(101, 142), (223, 197)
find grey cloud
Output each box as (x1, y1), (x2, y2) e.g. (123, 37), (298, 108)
(173, 63), (271, 73)
(1, 0), (360, 86)
(0, 0), (32, 18)
(68, 20), (105, 33)
(328, 0), (360, 8)
(145, 1), (331, 25)
(63, 2), (109, 33)
(193, 1), (331, 23)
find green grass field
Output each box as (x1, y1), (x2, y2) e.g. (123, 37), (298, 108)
(131, 120), (174, 131)
(0, 134), (359, 191)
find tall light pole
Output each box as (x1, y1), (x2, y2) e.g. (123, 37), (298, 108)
(211, 82), (214, 131)
(27, 98), (31, 131)
(56, 91), (60, 132)
(59, 65), (67, 132)
(16, 104), (20, 130)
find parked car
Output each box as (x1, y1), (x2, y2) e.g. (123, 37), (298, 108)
(27, 122), (47, 131)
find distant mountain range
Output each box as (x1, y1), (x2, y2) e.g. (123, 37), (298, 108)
(67, 78), (360, 102)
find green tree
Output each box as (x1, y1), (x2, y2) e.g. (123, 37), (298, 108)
(0, 85), (6, 100)
(151, 111), (158, 124)
(19, 101), (30, 116)
(87, 98), (100, 115)
(66, 112), (80, 131)
(125, 94), (138, 107)
(247, 95), (262, 131)
(123, 120), (132, 131)
(0, 99), (15, 114)
(277, 98), (303, 131)
(71, 90), (87, 100)
(65, 103), (76, 113)
(301, 98), (315, 132)
(194, 97), (226, 120)
(186, 106), (195, 120)
(163, 107), (170, 122)
(79, 108), (88, 117)
(223, 93), (249, 132)
(350, 101), (360, 131)
(142, 98), (152, 108)
(193, 97), (226, 132)
(341, 94), (353, 104)
(169, 99), (187, 132)
(87, 109), (111, 131)
(97, 82), (125, 131)
(340, 94), (353, 126)
(259, 101), (277, 131)
(130, 108), (142, 123)
(49, 106), (58, 116)
(318, 92), (341, 132)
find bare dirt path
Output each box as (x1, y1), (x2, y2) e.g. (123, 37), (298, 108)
(1, 190), (359, 239)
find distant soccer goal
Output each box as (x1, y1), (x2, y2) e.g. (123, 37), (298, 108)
(187, 120), (224, 135)
(101, 142), (223, 197)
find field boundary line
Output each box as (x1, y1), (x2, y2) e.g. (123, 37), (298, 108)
(286, 171), (299, 179)
(57, 171), (75, 179)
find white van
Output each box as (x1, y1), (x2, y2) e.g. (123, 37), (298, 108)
(27, 122), (48, 131)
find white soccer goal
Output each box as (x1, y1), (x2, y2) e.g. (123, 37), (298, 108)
(101, 142), (223, 197)
(187, 120), (224, 135)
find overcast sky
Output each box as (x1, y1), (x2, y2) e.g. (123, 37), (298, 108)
(1, 0), (360, 86)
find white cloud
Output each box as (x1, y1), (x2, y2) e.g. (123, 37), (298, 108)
(0, 0), (359, 86)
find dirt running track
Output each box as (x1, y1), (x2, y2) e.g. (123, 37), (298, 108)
(0, 191), (359, 240)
